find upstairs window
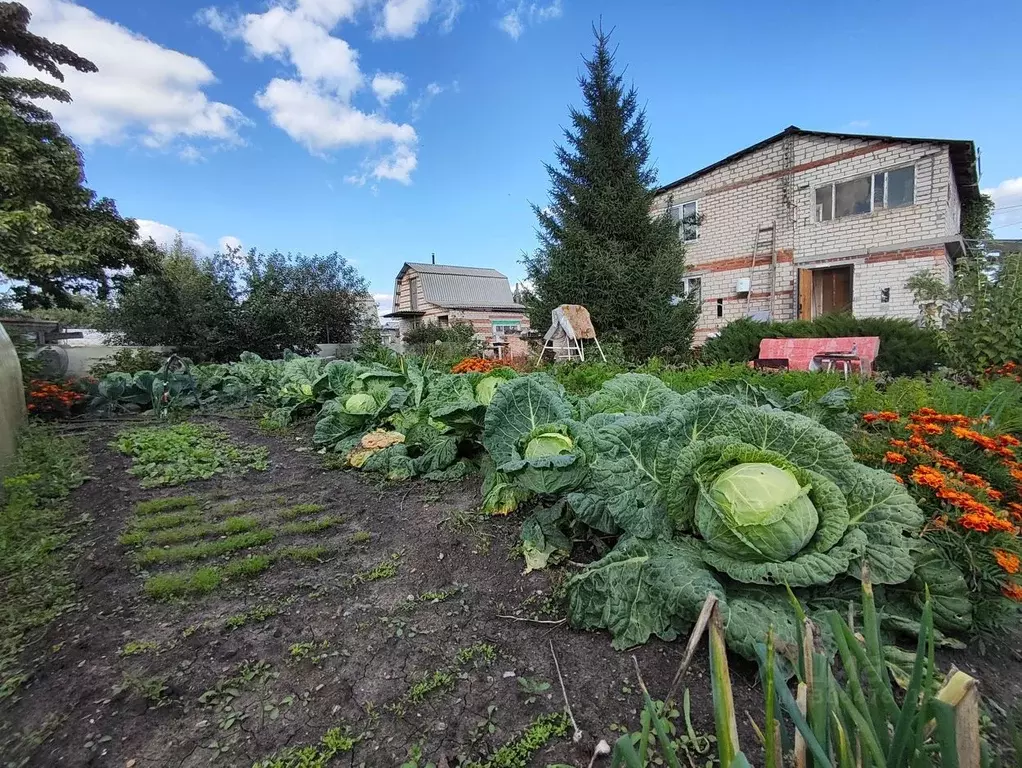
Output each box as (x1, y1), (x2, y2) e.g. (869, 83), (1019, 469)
(670, 200), (700, 242)
(816, 165), (915, 222)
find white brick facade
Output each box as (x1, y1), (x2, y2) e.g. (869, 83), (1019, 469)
(652, 130), (971, 344)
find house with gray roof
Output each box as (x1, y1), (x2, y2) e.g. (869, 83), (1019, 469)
(383, 262), (529, 347)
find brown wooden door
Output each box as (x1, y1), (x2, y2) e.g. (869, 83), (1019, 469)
(798, 269), (813, 320)
(816, 266), (852, 315)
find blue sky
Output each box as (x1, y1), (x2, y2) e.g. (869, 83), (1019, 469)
(13, 0), (1022, 314)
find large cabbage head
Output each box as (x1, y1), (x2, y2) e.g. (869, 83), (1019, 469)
(344, 392), (377, 415)
(697, 461), (818, 563)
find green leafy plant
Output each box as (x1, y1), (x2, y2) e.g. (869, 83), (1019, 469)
(113, 424), (268, 487)
(89, 348), (168, 377)
(0, 426), (87, 699)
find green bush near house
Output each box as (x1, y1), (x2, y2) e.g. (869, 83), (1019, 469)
(700, 314), (943, 376)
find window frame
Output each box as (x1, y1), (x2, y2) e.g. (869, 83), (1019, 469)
(815, 164), (916, 222)
(670, 200), (700, 242)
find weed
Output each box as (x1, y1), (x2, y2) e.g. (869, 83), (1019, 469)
(252, 725), (360, 768)
(113, 424), (268, 487)
(0, 425), (87, 699)
(279, 503), (325, 521)
(117, 674), (170, 706)
(280, 516), (341, 536)
(118, 640), (159, 657)
(135, 529), (273, 566)
(516, 676), (551, 704)
(121, 516), (261, 547)
(456, 642), (497, 667)
(225, 602), (281, 630)
(288, 640), (332, 665)
(352, 553), (401, 584)
(463, 712), (570, 768)
(418, 585), (462, 603)
(389, 670), (455, 715)
(135, 496), (199, 515)
(348, 530), (371, 544)
(128, 509), (202, 532)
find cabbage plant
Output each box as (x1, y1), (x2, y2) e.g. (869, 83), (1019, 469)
(560, 387), (969, 660)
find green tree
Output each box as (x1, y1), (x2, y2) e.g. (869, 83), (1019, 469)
(0, 2), (156, 308)
(100, 236), (241, 362)
(105, 243), (371, 362)
(240, 250), (370, 357)
(523, 25), (695, 361)
(908, 250), (1022, 373)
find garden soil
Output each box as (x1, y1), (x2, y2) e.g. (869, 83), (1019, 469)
(1, 417), (1019, 767)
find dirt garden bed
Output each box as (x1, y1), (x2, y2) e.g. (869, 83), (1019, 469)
(1, 417), (768, 767)
(4, 415), (1022, 767)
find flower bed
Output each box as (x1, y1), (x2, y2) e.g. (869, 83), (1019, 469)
(26, 378), (87, 418)
(858, 406), (1022, 633)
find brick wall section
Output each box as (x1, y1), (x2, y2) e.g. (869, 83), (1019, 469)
(653, 133), (963, 344)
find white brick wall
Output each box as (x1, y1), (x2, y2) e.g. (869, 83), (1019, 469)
(653, 133), (962, 343)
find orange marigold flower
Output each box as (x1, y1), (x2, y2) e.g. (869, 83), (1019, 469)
(862, 413), (880, 424)
(936, 456), (962, 472)
(1009, 502), (1022, 520)
(911, 466), (946, 489)
(889, 439), (908, 448)
(999, 434), (1021, 448)
(892, 474), (904, 484)
(921, 423), (944, 435)
(884, 452), (907, 465)
(877, 411), (900, 422)
(961, 473), (987, 487)
(988, 489), (1004, 502)
(1003, 583), (1022, 602)
(994, 549), (1021, 575)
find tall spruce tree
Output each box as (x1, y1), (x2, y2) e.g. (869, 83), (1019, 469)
(523, 26), (695, 361)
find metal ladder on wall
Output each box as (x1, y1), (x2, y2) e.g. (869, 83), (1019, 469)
(745, 224), (777, 316)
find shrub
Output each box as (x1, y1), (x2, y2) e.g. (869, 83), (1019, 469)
(701, 314), (943, 376)
(403, 321), (482, 361)
(89, 348), (168, 377)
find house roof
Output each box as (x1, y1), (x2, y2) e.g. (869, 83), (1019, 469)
(657, 126), (980, 203)
(390, 262), (525, 312)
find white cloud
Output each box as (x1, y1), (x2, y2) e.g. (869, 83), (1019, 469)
(377, 0), (431, 38)
(371, 72), (407, 105)
(256, 78), (416, 154)
(498, 0), (562, 39)
(201, 0), (420, 183)
(10, 0), (246, 149)
(178, 145), (204, 162)
(982, 177), (1022, 236)
(373, 291), (393, 316)
(409, 80), (455, 119)
(218, 235), (243, 253)
(845, 120), (871, 130)
(136, 220), (210, 255)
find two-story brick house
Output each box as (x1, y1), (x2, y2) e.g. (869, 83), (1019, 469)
(651, 126), (980, 345)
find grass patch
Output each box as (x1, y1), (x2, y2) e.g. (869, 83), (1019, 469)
(463, 712), (570, 768)
(352, 553), (400, 584)
(280, 516), (342, 536)
(135, 496), (199, 515)
(211, 499), (256, 518)
(279, 503), (325, 521)
(113, 424), (269, 488)
(0, 425), (87, 699)
(127, 510), (202, 532)
(120, 515), (260, 547)
(135, 529), (273, 566)
(278, 545), (329, 562)
(389, 641), (497, 716)
(348, 530), (371, 544)
(143, 555), (273, 600)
